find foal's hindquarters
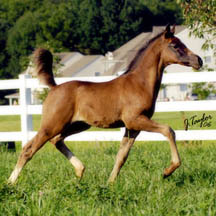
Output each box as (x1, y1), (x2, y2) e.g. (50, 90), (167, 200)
(8, 83), (89, 184)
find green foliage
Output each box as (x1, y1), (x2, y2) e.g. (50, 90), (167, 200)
(100, 0), (153, 52)
(0, 0), (45, 78)
(7, 12), (39, 76)
(141, 0), (183, 25)
(191, 82), (216, 100)
(74, 0), (154, 54)
(178, 0), (216, 57)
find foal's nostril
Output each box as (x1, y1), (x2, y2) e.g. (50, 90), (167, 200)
(198, 56), (203, 67)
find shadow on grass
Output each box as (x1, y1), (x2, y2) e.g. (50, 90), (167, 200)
(0, 183), (20, 202)
(165, 167), (216, 187)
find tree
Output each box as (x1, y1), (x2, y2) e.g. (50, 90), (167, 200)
(6, 2), (79, 76)
(36, 2), (80, 52)
(0, 0), (45, 78)
(77, 0), (153, 54)
(7, 12), (40, 77)
(77, 0), (103, 54)
(100, 0), (153, 52)
(178, 0), (216, 56)
(140, 0), (183, 25)
(191, 83), (216, 100)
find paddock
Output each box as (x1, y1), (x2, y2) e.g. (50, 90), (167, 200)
(1, 72), (216, 215)
(1, 140), (216, 215)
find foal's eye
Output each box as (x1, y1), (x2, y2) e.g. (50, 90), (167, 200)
(172, 44), (179, 49)
(170, 43), (178, 49)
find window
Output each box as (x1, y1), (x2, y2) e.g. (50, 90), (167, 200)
(204, 56), (212, 63)
(180, 84), (187, 91)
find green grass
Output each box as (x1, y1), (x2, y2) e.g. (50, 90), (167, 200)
(0, 115), (21, 131)
(1, 141), (216, 215)
(1, 111), (216, 215)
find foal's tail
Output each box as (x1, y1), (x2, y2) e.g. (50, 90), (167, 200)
(34, 48), (57, 88)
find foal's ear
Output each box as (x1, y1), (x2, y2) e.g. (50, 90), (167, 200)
(164, 24), (175, 38)
(171, 24), (176, 34)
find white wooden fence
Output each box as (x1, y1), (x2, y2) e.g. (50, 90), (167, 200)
(1, 72), (216, 147)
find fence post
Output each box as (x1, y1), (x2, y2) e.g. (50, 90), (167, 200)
(19, 74), (33, 147)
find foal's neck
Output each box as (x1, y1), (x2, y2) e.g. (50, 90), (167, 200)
(134, 41), (165, 97)
(142, 42), (164, 79)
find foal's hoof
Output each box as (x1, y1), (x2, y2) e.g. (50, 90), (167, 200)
(7, 179), (15, 185)
(107, 179), (115, 184)
(163, 162), (181, 179)
(107, 175), (117, 184)
(75, 165), (85, 180)
(163, 172), (172, 179)
(8, 171), (19, 184)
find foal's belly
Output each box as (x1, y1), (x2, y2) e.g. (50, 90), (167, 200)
(90, 119), (125, 129)
(81, 114), (124, 129)
(73, 103), (123, 129)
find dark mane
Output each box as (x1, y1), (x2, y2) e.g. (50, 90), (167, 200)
(124, 32), (163, 74)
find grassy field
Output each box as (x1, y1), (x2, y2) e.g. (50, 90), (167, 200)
(1, 141), (216, 215)
(0, 111), (216, 215)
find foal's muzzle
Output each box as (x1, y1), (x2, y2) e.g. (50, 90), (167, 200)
(191, 55), (203, 70)
(197, 56), (203, 68)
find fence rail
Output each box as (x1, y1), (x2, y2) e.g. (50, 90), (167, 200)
(1, 72), (216, 146)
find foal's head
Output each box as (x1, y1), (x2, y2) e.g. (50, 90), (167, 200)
(161, 25), (203, 70)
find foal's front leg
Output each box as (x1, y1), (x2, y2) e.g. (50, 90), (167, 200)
(108, 129), (139, 183)
(125, 115), (181, 178)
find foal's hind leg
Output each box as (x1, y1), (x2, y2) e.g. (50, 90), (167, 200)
(108, 129), (139, 183)
(8, 130), (52, 184)
(51, 122), (90, 179)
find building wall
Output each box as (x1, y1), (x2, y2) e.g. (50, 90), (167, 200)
(158, 84), (189, 101)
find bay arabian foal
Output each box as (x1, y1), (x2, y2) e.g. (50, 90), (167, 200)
(8, 25), (202, 184)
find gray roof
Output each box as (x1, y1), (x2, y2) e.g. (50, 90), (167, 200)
(59, 52), (82, 64)
(56, 51), (104, 77)
(61, 55), (104, 77)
